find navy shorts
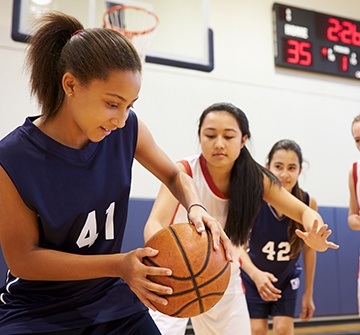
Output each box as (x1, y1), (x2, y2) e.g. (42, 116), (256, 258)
(246, 278), (299, 319)
(36, 311), (162, 335)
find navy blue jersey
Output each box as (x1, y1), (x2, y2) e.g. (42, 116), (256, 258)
(0, 111), (147, 334)
(242, 193), (309, 301)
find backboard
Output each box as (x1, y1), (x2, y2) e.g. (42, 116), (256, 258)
(11, 0), (214, 72)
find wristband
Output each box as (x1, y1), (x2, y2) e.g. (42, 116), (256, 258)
(187, 203), (208, 223)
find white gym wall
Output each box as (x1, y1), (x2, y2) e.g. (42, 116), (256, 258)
(1, 0), (359, 207)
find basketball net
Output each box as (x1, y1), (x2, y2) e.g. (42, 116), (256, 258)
(103, 4), (159, 63)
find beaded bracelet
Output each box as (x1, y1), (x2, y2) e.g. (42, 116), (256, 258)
(187, 203), (208, 223)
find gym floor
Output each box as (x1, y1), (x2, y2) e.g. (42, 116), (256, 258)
(273, 317), (360, 335)
(185, 318), (360, 334)
(287, 321), (360, 335)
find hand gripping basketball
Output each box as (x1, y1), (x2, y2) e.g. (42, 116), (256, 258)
(143, 222), (231, 317)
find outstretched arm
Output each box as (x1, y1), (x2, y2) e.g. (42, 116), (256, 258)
(263, 174), (339, 252)
(143, 180), (179, 243)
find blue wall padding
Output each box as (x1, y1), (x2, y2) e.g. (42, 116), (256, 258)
(294, 206), (358, 317)
(121, 198), (154, 252)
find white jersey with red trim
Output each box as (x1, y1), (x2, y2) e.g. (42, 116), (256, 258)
(353, 160), (360, 317)
(150, 153), (251, 335)
(355, 160), (360, 206)
(174, 154), (228, 229)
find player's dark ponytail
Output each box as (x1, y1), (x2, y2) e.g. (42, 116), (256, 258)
(26, 11), (141, 121)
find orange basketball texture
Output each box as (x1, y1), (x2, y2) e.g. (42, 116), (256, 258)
(143, 222), (230, 318)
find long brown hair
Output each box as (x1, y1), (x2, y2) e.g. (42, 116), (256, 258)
(266, 139), (306, 257)
(198, 103), (280, 246)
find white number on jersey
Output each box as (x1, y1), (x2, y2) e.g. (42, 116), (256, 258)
(76, 210), (99, 248)
(76, 202), (115, 248)
(262, 241), (291, 261)
(105, 202), (115, 240)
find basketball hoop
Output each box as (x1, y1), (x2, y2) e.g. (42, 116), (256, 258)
(103, 5), (159, 62)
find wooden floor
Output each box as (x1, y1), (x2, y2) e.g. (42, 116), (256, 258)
(186, 318), (360, 334)
(271, 320), (360, 335)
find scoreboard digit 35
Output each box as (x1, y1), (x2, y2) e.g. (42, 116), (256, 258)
(273, 3), (360, 80)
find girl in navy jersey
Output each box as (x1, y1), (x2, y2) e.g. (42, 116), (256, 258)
(0, 12), (232, 335)
(144, 104), (338, 335)
(241, 139), (317, 335)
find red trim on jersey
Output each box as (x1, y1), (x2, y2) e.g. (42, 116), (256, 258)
(170, 160), (193, 225)
(179, 160), (192, 177)
(353, 162), (358, 199)
(170, 203), (181, 225)
(199, 155), (227, 199)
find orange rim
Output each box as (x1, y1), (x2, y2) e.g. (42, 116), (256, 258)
(103, 5), (159, 38)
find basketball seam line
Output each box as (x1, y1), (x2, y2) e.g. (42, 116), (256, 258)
(167, 261), (230, 297)
(169, 225), (205, 313)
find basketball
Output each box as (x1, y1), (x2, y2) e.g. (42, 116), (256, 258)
(143, 222), (230, 318)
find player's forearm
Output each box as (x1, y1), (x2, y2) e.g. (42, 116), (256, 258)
(144, 182), (183, 242)
(166, 171), (203, 211)
(302, 247), (316, 296)
(9, 248), (121, 281)
(348, 214), (360, 230)
(239, 248), (258, 279)
(301, 207), (324, 231)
